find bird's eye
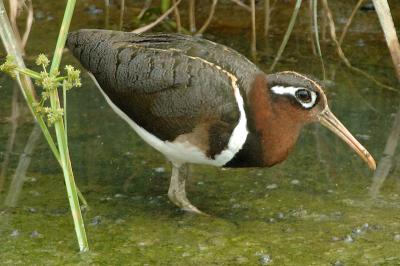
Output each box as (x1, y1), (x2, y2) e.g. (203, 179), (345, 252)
(295, 89), (312, 103)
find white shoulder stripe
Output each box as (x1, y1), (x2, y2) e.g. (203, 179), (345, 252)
(185, 56), (249, 165)
(89, 72), (248, 167)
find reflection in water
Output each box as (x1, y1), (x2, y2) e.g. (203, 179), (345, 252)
(370, 104), (400, 197)
(104, 0), (110, 29)
(313, 124), (331, 180)
(0, 84), (19, 191)
(4, 124), (41, 207)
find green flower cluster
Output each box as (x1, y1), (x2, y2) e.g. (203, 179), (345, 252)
(32, 104), (64, 126)
(0, 54), (82, 126)
(64, 65), (82, 90)
(0, 55), (17, 78)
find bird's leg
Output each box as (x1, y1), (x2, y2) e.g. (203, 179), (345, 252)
(168, 163), (204, 214)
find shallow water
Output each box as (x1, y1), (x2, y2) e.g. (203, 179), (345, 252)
(1, 1), (400, 265)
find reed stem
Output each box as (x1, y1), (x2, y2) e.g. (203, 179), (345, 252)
(338, 0), (364, 46)
(372, 0), (400, 81)
(0, 84), (19, 191)
(264, 0), (270, 38)
(104, 0), (110, 28)
(189, 0), (196, 33)
(172, 0), (181, 32)
(321, 0), (396, 92)
(161, 0), (171, 13)
(4, 123), (41, 207)
(269, 0), (302, 71)
(119, 0), (125, 30)
(250, 0), (256, 56)
(1, 0), (89, 251)
(312, 0), (326, 80)
(132, 0), (182, 34)
(370, 0), (400, 196)
(0, 0), (60, 165)
(48, 0), (89, 252)
(196, 0), (218, 35)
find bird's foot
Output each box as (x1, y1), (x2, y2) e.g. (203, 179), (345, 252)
(167, 189), (205, 215)
(168, 163), (208, 215)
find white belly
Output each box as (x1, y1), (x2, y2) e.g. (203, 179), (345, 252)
(89, 73), (248, 167)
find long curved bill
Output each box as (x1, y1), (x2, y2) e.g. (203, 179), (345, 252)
(318, 108), (376, 170)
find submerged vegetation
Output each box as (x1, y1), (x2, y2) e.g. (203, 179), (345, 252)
(0, 0), (399, 263)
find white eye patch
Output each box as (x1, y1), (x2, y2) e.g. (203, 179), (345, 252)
(271, 86), (317, 109)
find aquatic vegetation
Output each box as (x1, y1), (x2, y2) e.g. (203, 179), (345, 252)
(0, 0), (88, 251)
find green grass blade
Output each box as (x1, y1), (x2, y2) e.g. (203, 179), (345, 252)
(312, 0), (326, 80)
(269, 0), (302, 71)
(48, 0), (89, 252)
(0, 0), (61, 163)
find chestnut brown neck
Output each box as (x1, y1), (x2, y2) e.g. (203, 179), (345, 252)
(252, 74), (311, 166)
(224, 73), (309, 168)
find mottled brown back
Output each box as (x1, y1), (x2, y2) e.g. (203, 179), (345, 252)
(66, 30), (260, 157)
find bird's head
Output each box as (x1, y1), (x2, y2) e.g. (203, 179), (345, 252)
(262, 71), (376, 170)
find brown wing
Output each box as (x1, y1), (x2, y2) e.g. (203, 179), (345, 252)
(67, 30), (244, 157)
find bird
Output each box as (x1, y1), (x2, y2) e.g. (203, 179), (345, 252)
(66, 29), (376, 214)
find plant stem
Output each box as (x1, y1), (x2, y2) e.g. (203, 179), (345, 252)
(132, 0), (182, 34)
(338, 0), (364, 46)
(250, 0), (256, 56)
(172, 0), (181, 32)
(231, 0), (251, 11)
(48, 0), (89, 252)
(269, 0), (302, 71)
(119, 0), (125, 30)
(189, 0), (196, 33)
(372, 0), (400, 81)
(161, 0), (171, 13)
(196, 0), (218, 35)
(16, 67), (42, 79)
(321, 0), (396, 92)
(104, 0), (110, 29)
(312, 0), (326, 80)
(1, 0), (89, 252)
(0, 0), (61, 163)
(4, 123), (41, 207)
(370, 0), (400, 196)
(264, 0), (270, 38)
(63, 84), (68, 146)
(0, 84), (19, 191)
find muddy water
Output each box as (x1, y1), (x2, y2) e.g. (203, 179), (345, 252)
(1, 1), (400, 265)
